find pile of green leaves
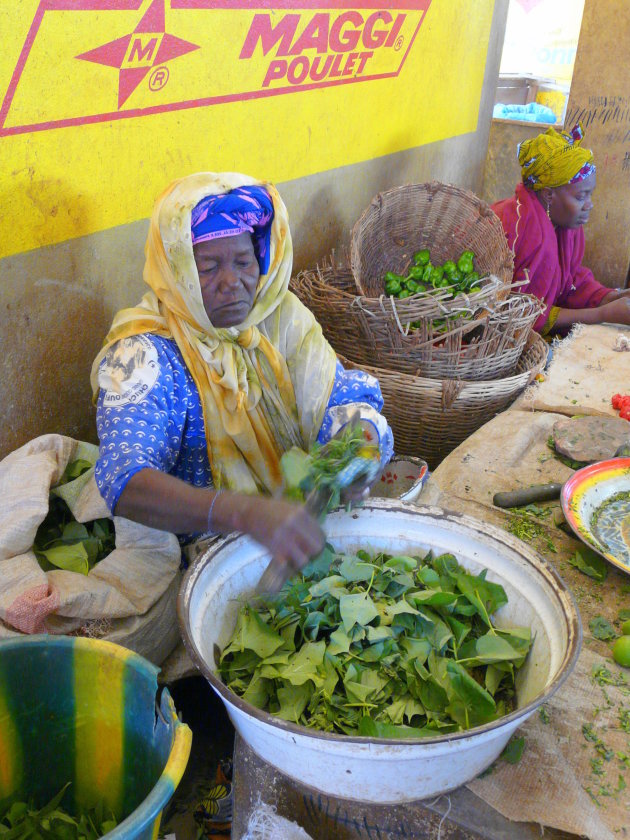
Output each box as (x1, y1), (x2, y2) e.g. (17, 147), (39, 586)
(0, 782), (118, 839)
(220, 548), (533, 737)
(33, 459), (115, 576)
(280, 423), (379, 512)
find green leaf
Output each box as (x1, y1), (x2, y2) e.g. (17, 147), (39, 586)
(445, 660), (497, 729)
(59, 458), (93, 484)
(222, 607), (284, 659)
(456, 573), (508, 625)
(338, 555), (375, 582)
(280, 447), (311, 492)
(501, 735), (526, 764)
(589, 616), (616, 641)
(327, 627), (352, 655)
(358, 716), (450, 739)
(567, 549), (608, 582)
(384, 555), (418, 572)
(279, 641), (326, 687)
(339, 593), (379, 633)
(35, 542), (90, 575)
(61, 521), (90, 542)
(275, 681), (313, 722)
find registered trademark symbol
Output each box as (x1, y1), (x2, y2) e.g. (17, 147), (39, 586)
(394, 35), (404, 51)
(149, 66), (169, 91)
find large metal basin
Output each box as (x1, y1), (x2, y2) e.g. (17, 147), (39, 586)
(178, 500), (581, 803)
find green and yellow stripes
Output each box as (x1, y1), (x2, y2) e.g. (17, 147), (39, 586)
(0, 636), (191, 839)
(73, 638), (131, 817)
(0, 679), (23, 802)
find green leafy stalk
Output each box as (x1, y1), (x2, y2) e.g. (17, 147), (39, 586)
(220, 548), (532, 738)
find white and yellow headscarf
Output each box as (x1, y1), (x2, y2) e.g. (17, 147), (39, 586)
(91, 172), (337, 494)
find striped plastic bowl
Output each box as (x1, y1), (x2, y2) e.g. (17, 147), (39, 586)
(0, 636), (191, 839)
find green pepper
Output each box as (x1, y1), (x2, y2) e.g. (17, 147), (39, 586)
(398, 289), (413, 299)
(413, 249), (430, 266)
(442, 260), (457, 276)
(432, 265), (445, 281)
(385, 279), (402, 296)
(457, 250), (475, 275)
(406, 279), (420, 294)
(422, 262), (434, 283)
(415, 283), (427, 293)
(384, 271), (405, 296)
(429, 267), (448, 287)
(468, 286), (481, 294)
(407, 265), (425, 281)
(463, 271), (480, 288)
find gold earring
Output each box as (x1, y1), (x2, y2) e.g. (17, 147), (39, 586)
(546, 201), (551, 220)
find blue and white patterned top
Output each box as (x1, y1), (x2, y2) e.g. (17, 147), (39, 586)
(95, 334), (393, 535)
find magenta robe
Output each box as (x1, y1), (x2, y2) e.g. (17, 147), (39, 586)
(492, 183), (609, 332)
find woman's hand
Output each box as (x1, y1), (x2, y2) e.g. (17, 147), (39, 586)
(224, 494), (325, 575)
(595, 297), (630, 325)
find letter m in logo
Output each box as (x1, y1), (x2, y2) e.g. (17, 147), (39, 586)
(122, 34), (164, 69)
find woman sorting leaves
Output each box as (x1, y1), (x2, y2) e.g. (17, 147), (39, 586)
(92, 172), (393, 573)
(492, 124), (630, 336)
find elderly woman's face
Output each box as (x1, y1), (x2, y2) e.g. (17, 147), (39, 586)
(549, 173), (596, 229)
(193, 232), (260, 327)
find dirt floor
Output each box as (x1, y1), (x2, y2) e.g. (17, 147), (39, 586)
(161, 676), (236, 840)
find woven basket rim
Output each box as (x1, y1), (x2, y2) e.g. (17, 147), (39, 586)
(338, 332), (547, 388)
(350, 180), (513, 299)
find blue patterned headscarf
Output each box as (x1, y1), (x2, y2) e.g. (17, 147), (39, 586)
(190, 185), (274, 274)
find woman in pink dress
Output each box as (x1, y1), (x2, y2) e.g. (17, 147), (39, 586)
(492, 124), (630, 335)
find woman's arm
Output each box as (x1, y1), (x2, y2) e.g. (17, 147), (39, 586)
(550, 296), (630, 332)
(601, 288), (630, 304)
(116, 467), (325, 572)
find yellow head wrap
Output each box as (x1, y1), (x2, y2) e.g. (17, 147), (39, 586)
(91, 172), (337, 495)
(518, 123), (595, 191)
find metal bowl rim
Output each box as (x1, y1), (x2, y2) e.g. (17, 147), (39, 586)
(177, 500), (582, 748)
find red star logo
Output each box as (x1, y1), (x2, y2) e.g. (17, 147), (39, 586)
(76, 0), (199, 109)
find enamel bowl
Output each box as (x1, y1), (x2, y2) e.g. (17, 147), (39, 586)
(178, 500), (581, 803)
(561, 457), (630, 575)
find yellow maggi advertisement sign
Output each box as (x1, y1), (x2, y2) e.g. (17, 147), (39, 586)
(0, 0), (493, 258)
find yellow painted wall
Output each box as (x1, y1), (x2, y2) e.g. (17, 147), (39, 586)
(0, 0), (506, 457)
(1, 0), (494, 259)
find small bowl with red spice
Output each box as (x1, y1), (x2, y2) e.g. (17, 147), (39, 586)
(374, 455), (429, 504)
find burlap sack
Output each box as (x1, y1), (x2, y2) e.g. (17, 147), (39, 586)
(0, 434), (182, 665)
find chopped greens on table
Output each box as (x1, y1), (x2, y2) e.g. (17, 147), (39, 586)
(220, 547), (533, 737)
(0, 782), (118, 839)
(33, 459), (115, 576)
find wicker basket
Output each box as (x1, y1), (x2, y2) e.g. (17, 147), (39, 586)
(339, 332), (548, 469)
(371, 293), (545, 380)
(350, 181), (514, 300)
(291, 260), (542, 379)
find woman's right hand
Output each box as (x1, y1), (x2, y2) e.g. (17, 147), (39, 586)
(596, 297), (630, 325)
(221, 493), (326, 576)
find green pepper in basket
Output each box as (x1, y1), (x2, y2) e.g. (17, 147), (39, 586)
(463, 271), (480, 288)
(422, 262), (434, 283)
(457, 250), (475, 275)
(442, 259), (457, 276)
(432, 265), (445, 281)
(398, 289), (413, 299)
(407, 265), (425, 281)
(413, 248), (430, 266)
(406, 279), (420, 294)
(384, 272), (404, 296)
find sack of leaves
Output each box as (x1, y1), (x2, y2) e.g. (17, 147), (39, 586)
(0, 434), (181, 664)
